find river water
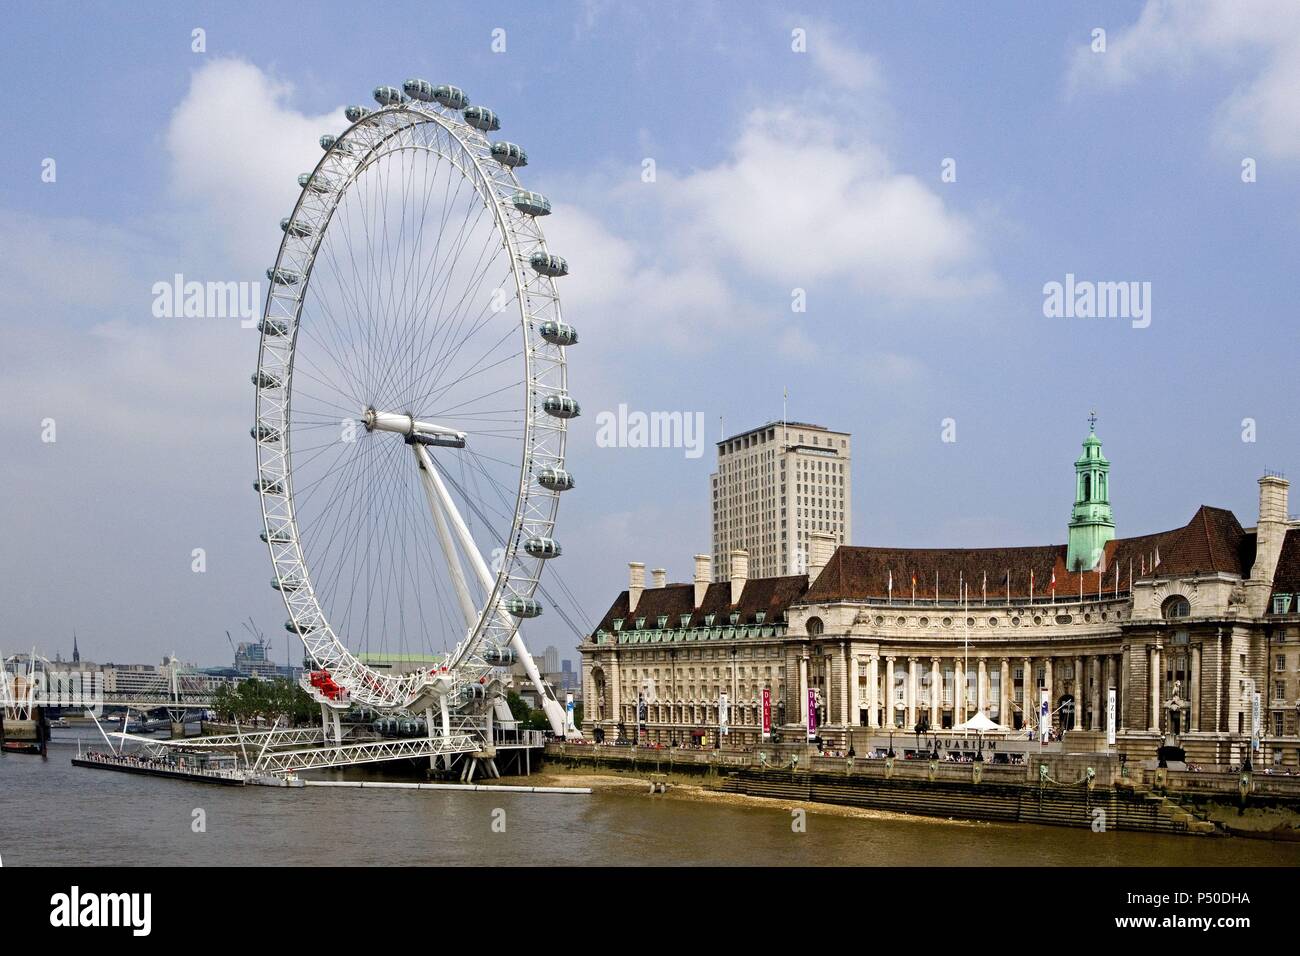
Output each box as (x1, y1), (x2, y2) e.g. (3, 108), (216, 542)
(3, 731), (1298, 866)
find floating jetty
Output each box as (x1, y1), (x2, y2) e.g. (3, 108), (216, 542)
(73, 752), (248, 786)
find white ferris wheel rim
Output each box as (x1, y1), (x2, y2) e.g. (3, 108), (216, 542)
(252, 92), (569, 711)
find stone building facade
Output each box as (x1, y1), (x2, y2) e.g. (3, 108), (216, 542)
(582, 428), (1300, 767)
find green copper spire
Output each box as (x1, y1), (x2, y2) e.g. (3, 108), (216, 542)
(1067, 411), (1114, 571)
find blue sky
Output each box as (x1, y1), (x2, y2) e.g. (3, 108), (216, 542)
(2, 1), (1298, 667)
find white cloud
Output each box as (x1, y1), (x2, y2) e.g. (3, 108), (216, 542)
(165, 58), (342, 272)
(1067, 0), (1300, 160)
(807, 24), (880, 91)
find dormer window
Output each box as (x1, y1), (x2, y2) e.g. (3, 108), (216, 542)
(755, 611), (766, 624)
(679, 614), (692, 627)
(635, 617), (646, 630)
(612, 620), (622, 631)
(657, 615), (668, 629)
(704, 614), (715, 626)
(729, 611), (740, 625)
(1274, 594), (1293, 615)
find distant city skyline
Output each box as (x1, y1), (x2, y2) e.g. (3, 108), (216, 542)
(2, 1), (1297, 668)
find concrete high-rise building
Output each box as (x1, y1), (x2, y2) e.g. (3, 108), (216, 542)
(711, 421), (851, 579)
(543, 645), (560, 675)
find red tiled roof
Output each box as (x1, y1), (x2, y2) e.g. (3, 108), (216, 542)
(594, 575), (809, 634)
(1271, 529), (1300, 603)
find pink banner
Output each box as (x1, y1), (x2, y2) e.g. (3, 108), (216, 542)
(807, 688), (817, 739)
(761, 688), (771, 739)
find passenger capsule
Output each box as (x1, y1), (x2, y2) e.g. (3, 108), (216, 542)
(529, 252), (568, 278)
(272, 576), (304, 592)
(490, 141), (527, 168)
(537, 466), (575, 491)
(280, 217), (314, 239)
(523, 536), (562, 559)
(252, 370), (283, 389)
(259, 317), (290, 337)
(254, 477), (285, 495)
(463, 105), (500, 131)
(261, 528), (292, 544)
(542, 394), (580, 419)
(285, 619), (318, 634)
(298, 172), (331, 194)
(250, 422), (282, 442)
(344, 105), (372, 123)
(373, 85), (406, 106)
(319, 134), (352, 154)
(434, 85), (470, 110)
(539, 321), (578, 346)
(505, 597), (543, 619)
(403, 78), (435, 102)
(266, 267), (301, 287)
(483, 647), (517, 666)
(511, 190), (551, 217)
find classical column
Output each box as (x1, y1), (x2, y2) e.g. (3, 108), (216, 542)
(1149, 645), (1161, 733)
(977, 658), (988, 714)
(1000, 658), (1011, 726)
(1073, 655), (1083, 731)
(907, 657), (919, 730)
(839, 644), (850, 727)
(1189, 643), (1201, 733)
(798, 655), (808, 725)
(849, 649), (861, 727)
(885, 656), (896, 728)
(1022, 657), (1033, 729)
(867, 655), (879, 728)
(1090, 657), (1101, 733)
(1044, 658), (1054, 729)
(931, 656), (942, 727)
(954, 658), (966, 723)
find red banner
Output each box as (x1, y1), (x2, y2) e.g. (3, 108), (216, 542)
(761, 688), (771, 739)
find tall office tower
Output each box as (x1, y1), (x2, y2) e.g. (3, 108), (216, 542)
(710, 421), (851, 580)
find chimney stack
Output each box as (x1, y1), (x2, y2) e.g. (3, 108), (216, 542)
(808, 531), (836, 582)
(694, 554), (711, 606)
(1249, 474), (1290, 589)
(651, 568), (667, 589)
(628, 562), (646, 614)
(729, 549), (749, 605)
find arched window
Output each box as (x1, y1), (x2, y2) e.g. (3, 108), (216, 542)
(1161, 595), (1191, 619)
(1082, 474), (1091, 500)
(806, 616), (824, 637)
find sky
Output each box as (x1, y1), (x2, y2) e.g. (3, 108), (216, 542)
(1, 1), (1298, 669)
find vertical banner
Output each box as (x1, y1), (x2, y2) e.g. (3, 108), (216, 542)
(565, 693), (575, 734)
(1039, 687), (1050, 740)
(636, 691), (644, 744)
(761, 688), (771, 739)
(1251, 691), (1262, 752)
(1106, 687), (1116, 746)
(807, 688), (817, 740)
(719, 692), (729, 736)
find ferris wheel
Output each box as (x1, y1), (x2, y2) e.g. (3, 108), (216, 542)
(252, 78), (578, 730)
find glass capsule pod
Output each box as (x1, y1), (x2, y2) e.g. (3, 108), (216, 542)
(319, 134), (353, 154)
(259, 317), (290, 337)
(490, 141), (527, 167)
(505, 597), (543, 619)
(344, 105), (372, 123)
(373, 85), (406, 106)
(286, 619), (318, 634)
(538, 321), (578, 346)
(511, 190), (551, 216)
(463, 105), (500, 131)
(251, 370), (283, 389)
(529, 252), (568, 277)
(266, 267), (301, 286)
(254, 477), (285, 495)
(483, 647), (517, 666)
(251, 422), (281, 442)
(523, 536), (562, 559)
(537, 466), (575, 491)
(280, 217), (314, 239)
(542, 394), (581, 419)
(261, 528), (292, 544)
(434, 85), (470, 109)
(298, 172), (331, 194)
(402, 78), (434, 102)
(272, 577), (304, 592)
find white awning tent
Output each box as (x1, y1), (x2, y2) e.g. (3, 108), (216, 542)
(953, 711), (1007, 733)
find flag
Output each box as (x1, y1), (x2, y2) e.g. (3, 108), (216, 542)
(1154, 544), (1161, 568)
(1006, 568), (1011, 604)
(1030, 568), (1035, 602)
(982, 570), (987, 604)
(888, 569), (893, 603)
(1050, 568), (1056, 596)
(911, 571), (916, 603)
